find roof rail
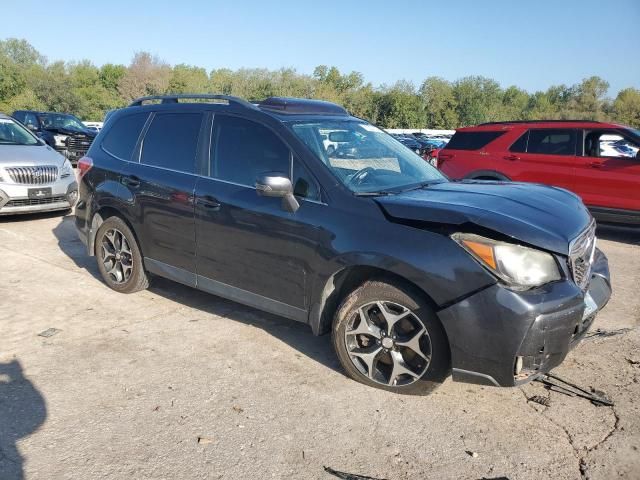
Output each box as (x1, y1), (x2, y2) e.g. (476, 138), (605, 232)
(479, 119), (602, 126)
(128, 94), (257, 109)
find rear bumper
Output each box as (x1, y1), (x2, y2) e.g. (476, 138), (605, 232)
(439, 248), (611, 387)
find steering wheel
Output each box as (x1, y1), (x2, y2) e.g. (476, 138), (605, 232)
(347, 167), (376, 187)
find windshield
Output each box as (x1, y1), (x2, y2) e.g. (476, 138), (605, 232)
(39, 113), (86, 131)
(0, 118), (40, 146)
(290, 120), (446, 194)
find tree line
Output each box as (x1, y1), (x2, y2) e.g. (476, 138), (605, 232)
(1, 38), (639, 128)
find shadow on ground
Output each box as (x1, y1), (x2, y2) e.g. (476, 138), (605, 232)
(0, 360), (47, 480)
(51, 216), (341, 374)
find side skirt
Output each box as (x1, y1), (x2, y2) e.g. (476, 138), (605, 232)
(144, 257), (308, 323)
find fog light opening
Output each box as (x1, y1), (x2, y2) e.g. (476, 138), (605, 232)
(514, 356), (523, 376)
(68, 190), (79, 205)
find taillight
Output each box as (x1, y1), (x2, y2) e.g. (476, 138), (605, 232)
(77, 156), (93, 179)
(437, 152), (453, 168)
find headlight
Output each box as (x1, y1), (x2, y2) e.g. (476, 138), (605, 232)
(53, 134), (67, 147)
(452, 233), (561, 289)
(60, 159), (73, 178)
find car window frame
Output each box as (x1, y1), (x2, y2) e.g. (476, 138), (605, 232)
(521, 128), (579, 157)
(581, 128), (640, 160)
(207, 113), (324, 204)
(100, 111), (151, 162)
(134, 111), (206, 174)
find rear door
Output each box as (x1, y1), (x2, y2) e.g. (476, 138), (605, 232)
(124, 111), (204, 280)
(508, 128), (577, 191)
(194, 114), (325, 318)
(575, 129), (640, 211)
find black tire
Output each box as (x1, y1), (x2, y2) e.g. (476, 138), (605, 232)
(332, 279), (450, 395)
(95, 216), (149, 294)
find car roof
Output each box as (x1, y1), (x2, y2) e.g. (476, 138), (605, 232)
(118, 94), (356, 123)
(457, 120), (631, 131)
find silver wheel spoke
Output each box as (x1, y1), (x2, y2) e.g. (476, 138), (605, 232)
(350, 346), (382, 379)
(376, 302), (411, 336)
(396, 326), (429, 361)
(101, 228), (133, 285)
(388, 350), (419, 386)
(347, 307), (382, 339)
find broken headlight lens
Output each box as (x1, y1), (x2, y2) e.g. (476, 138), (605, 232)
(452, 233), (561, 289)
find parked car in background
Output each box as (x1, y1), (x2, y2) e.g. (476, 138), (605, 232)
(0, 114), (78, 215)
(438, 120), (640, 225)
(12, 110), (97, 165)
(391, 134), (423, 155)
(76, 94), (610, 394)
(83, 121), (104, 132)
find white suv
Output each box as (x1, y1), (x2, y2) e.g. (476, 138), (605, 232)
(0, 114), (78, 215)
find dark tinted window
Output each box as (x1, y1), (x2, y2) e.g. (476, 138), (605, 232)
(292, 159), (320, 201)
(140, 113), (202, 172)
(102, 113), (149, 160)
(444, 131), (505, 150)
(12, 112), (26, 123)
(509, 131), (528, 153)
(212, 116), (289, 186)
(526, 129), (576, 156)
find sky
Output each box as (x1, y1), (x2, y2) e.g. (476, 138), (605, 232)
(2, 0), (639, 96)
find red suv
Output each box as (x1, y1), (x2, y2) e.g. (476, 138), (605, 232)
(438, 120), (640, 225)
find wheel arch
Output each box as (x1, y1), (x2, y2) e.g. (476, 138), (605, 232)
(309, 264), (443, 337)
(88, 206), (142, 259)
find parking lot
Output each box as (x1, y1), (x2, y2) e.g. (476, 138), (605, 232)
(0, 212), (638, 480)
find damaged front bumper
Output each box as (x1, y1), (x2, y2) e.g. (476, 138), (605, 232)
(439, 248), (611, 387)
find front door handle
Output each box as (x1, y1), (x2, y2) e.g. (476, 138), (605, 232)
(196, 195), (221, 211)
(504, 154), (519, 161)
(122, 175), (141, 188)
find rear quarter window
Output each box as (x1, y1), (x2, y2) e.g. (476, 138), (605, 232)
(101, 113), (149, 161)
(444, 131), (505, 150)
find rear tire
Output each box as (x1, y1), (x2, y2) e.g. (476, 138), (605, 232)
(95, 216), (148, 294)
(332, 279), (450, 395)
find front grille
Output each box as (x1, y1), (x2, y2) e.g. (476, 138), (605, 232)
(569, 221), (597, 291)
(5, 165), (58, 185)
(66, 135), (93, 155)
(6, 196), (67, 207)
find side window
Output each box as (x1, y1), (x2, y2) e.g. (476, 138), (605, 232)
(23, 113), (38, 129)
(526, 129), (576, 156)
(101, 113), (149, 161)
(140, 113), (202, 173)
(444, 131), (505, 150)
(292, 159), (320, 201)
(587, 131), (639, 159)
(509, 131), (528, 153)
(212, 116), (289, 186)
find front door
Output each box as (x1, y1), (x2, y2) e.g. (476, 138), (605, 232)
(575, 130), (640, 212)
(194, 115), (324, 319)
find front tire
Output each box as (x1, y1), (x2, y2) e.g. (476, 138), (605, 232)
(95, 216), (148, 294)
(332, 280), (450, 395)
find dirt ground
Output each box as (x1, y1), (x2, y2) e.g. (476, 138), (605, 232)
(0, 211), (638, 480)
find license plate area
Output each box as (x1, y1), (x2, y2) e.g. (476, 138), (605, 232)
(28, 187), (52, 199)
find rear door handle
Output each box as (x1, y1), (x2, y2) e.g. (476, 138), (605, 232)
(504, 154), (519, 161)
(590, 161), (604, 169)
(196, 195), (221, 211)
(122, 175), (141, 188)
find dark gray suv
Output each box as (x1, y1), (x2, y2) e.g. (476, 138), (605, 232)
(75, 94), (611, 394)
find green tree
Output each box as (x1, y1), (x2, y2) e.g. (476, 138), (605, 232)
(452, 76), (502, 126)
(419, 77), (458, 128)
(99, 64), (126, 91)
(168, 64), (209, 93)
(613, 88), (640, 127)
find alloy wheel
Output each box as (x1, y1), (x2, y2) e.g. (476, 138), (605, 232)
(344, 301), (432, 387)
(100, 228), (133, 284)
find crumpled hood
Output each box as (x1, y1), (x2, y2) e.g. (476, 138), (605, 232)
(0, 144), (66, 167)
(46, 126), (96, 137)
(375, 180), (592, 255)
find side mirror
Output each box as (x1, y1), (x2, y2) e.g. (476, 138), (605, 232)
(27, 124), (37, 131)
(255, 173), (300, 213)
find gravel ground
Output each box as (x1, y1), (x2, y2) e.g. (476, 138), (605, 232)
(0, 212), (638, 480)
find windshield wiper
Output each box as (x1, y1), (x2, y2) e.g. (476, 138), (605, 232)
(353, 191), (394, 197)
